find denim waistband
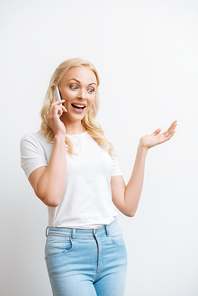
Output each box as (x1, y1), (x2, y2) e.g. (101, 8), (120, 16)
(46, 218), (118, 239)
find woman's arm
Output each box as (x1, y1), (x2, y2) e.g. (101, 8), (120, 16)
(29, 98), (67, 207)
(111, 121), (177, 217)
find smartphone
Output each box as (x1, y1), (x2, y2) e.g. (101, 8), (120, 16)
(54, 86), (62, 101)
(54, 86), (63, 117)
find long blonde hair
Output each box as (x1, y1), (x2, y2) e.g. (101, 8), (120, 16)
(40, 58), (114, 155)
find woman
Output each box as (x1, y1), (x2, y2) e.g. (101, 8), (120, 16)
(20, 58), (177, 296)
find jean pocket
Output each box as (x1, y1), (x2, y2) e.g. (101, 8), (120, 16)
(110, 226), (125, 246)
(45, 235), (73, 259)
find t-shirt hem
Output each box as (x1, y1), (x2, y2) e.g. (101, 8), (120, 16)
(47, 215), (117, 229)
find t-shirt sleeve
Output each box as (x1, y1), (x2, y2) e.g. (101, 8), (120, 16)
(104, 133), (122, 176)
(111, 152), (122, 176)
(20, 134), (48, 179)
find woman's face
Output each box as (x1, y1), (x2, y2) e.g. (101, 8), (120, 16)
(59, 66), (97, 123)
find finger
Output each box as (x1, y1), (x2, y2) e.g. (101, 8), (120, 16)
(58, 109), (63, 117)
(57, 99), (65, 104)
(164, 121), (177, 136)
(51, 98), (65, 106)
(164, 130), (176, 142)
(152, 128), (161, 136)
(163, 129), (174, 139)
(49, 104), (61, 117)
(62, 106), (67, 112)
(55, 104), (63, 116)
(58, 105), (67, 114)
(163, 128), (176, 141)
(57, 104), (68, 116)
(168, 120), (177, 132)
(49, 97), (58, 110)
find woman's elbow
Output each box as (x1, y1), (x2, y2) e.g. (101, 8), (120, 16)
(123, 209), (136, 217)
(35, 190), (61, 207)
(125, 212), (136, 218)
(42, 197), (60, 207)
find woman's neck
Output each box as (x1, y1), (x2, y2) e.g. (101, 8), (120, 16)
(63, 120), (86, 135)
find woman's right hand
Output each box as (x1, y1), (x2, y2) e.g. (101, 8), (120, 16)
(47, 97), (67, 136)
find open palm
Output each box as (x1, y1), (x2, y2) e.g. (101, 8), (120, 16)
(140, 120), (177, 149)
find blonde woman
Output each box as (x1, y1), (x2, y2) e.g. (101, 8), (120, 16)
(20, 58), (177, 296)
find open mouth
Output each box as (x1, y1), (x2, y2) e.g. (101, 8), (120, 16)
(71, 104), (86, 110)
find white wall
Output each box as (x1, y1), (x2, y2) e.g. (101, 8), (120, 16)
(0, 0), (198, 295)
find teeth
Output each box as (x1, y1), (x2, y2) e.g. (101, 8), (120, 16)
(72, 104), (86, 109)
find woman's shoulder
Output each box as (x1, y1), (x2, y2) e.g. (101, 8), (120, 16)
(20, 131), (49, 148)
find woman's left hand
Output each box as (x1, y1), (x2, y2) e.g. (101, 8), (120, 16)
(140, 120), (177, 149)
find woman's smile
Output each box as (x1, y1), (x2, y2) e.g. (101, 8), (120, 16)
(71, 103), (86, 113)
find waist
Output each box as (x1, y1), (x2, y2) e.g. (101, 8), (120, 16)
(46, 217), (118, 238)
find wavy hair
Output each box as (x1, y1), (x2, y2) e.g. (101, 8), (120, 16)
(40, 58), (114, 155)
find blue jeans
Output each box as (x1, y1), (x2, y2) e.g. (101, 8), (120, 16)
(44, 218), (128, 296)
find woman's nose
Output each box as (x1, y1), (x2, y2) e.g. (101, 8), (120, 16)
(78, 88), (86, 99)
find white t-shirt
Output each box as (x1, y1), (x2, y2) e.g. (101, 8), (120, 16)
(20, 131), (122, 229)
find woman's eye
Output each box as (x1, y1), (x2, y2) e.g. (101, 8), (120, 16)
(88, 87), (94, 93)
(70, 85), (78, 90)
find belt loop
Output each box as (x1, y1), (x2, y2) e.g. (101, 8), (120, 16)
(72, 229), (75, 240)
(105, 225), (110, 236)
(45, 226), (49, 238)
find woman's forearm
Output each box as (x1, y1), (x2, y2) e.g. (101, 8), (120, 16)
(37, 134), (66, 207)
(124, 142), (148, 216)
(123, 121), (177, 216)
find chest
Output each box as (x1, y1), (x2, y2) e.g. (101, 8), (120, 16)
(43, 135), (113, 178)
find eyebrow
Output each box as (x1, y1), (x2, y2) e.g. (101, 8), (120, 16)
(68, 78), (96, 86)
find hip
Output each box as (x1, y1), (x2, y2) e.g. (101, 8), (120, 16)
(44, 218), (128, 265)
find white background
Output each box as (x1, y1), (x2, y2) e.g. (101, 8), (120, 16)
(0, 0), (198, 295)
